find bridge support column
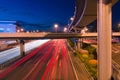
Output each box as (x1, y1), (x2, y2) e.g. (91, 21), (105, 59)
(77, 38), (83, 51)
(20, 39), (25, 56)
(97, 0), (112, 80)
(74, 28), (77, 33)
(74, 42), (77, 51)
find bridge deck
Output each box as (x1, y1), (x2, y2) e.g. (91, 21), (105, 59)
(0, 32), (119, 39)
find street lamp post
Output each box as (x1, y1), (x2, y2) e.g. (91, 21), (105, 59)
(54, 24), (58, 33)
(68, 17), (74, 30)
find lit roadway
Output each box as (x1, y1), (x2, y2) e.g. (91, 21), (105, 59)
(0, 39), (76, 80)
(0, 39), (50, 64)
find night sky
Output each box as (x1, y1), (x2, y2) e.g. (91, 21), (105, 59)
(113, 0), (120, 27)
(0, 0), (120, 32)
(0, 0), (75, 31)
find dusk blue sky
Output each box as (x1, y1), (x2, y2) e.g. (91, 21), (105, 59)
(0, 0), (120, 31)
(0, 0), (75, 31)
(113, 0), (120, 27)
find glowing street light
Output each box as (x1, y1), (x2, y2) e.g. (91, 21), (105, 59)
(54, 24), (58, 33)
(21, 28), (24, 32)
(63, 27), (67, 32)
(70, 17), (74, 21)
(81, 27), (88, 34)
(17, 30), (20, 32)
(84, 27), (88, 32)
(81, 29), (85, 34)
(26, 31), (29, 33)
(68, 17), (74, 29)
(36, 30), (39, 32)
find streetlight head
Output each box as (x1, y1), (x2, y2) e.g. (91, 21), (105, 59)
(17, 30), (20, 32)
(81, 29), (85, 34)
(21, 28), (24, 32)
(64, 27), (67, 32)
(54, 24), (58, 28)
(26, 31), (29, 33)
(84, 27), (88, 31)
(54, 24), (59, 33)
(70, 17), (74, 21)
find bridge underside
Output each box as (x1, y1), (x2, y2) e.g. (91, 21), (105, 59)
(69, 0), (118, 31)
(0, 32), (120, 39)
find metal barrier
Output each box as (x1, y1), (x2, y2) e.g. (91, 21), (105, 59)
(0, 56), (21, 70)
(112, 60), (120, 80)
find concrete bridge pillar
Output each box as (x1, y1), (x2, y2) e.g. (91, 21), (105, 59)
(97, 0), (112, 80)
(74, 28), (77, 33)
(74, 42), (77, 51)
(77, 38), (83, 51)
(20, 39), (25, 56)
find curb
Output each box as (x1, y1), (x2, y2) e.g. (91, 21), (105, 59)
(66, 41), (79, 80)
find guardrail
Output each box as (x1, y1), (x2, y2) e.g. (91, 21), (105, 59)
(0, 55), (21, 70)
(66, 41), (94, 80)
(112, 60), (120, 80)
(0, 32), (120, 39)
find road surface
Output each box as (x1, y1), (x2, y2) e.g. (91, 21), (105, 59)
(0, 39), (50, 64)
(0, 39), (76, 80)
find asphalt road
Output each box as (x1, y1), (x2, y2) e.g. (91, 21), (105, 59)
(66, 42), (93, 80)
(0, 39), (50, 64)
(0, 39), (76, 80)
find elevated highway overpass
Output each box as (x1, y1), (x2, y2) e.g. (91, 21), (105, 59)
(0, 0), (119, 79)
(69, 0), (118, 31)
(69, 0), (119, 79)
(0, 32), (120, 39)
